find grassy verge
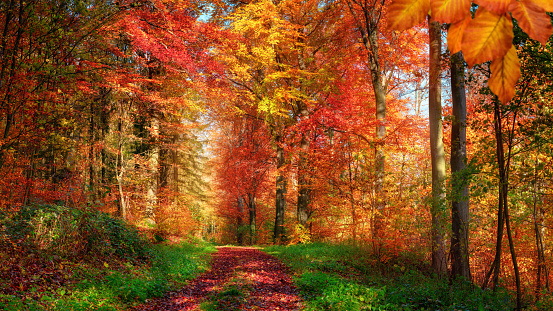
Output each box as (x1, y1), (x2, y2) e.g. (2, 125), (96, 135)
(265, 243), (514, 311)
(0, 204), (215, 311)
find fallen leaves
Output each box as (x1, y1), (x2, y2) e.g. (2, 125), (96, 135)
(134, 247), (303, 311)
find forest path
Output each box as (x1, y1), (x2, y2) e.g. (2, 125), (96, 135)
(135, 246), (304, 310)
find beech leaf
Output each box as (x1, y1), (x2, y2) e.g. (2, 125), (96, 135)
(488, 46), (521, 103)
(532, 0), (553, 12)
(447, 15), (472, 54)
(508, 0), (553, 46)
(388, 0), (430, 31)
(473, 0), (511, 14)
(430, 0), (471, 24)
(461, 7), (513, 68)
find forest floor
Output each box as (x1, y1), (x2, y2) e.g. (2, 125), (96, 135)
(134, 246), (304, 311)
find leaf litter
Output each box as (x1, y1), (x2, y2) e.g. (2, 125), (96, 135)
(134, 247), (303, 310)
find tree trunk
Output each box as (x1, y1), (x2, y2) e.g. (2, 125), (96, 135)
(237, 196), (244, 245)
(297, 134), (310, 227)
(345, 0), (386, 250)
(428, 19), (447, 276)
(481, 100), (521, 309)
(533, 147), (549, 298)
(116, 102), (127, 219)
(145, 116), (159, 223)
(450, 51), (471, 280)
(274, 136), (286, 244)
(368, 23), (386, 254)
(248, 193), (256, 245)
(89, 101), (96, 202)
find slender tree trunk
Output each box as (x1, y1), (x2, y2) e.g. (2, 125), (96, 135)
(296, 49), (311, 229)
(368, 25), (386, 254)
(172, 135), (179, 194)
(428, 19), (447, 276)
(249, 193), (256, 245)
(237, 196), (244, 245)
(450, 51), (471, 280)
(345, 0), (386, 250)
(482, 100), (521, 309)
(116, 103), (127, 219)
(297, 134), (310, 227)
(349, 153), (357, 243)
(145, 116), (159, 222)
(274, 136), (286, 244)
(23, 149), (36, 206)
(89, 101), (96, 202)
(533, 147), (549, 298)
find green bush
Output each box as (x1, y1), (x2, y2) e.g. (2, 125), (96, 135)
(0, 204), (215, 311)
(1, 204), (149, 260)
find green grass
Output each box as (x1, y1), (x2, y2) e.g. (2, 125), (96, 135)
(265, 243), (514, 311)
(200, 282), (249, 311)
(0, 242), (215, 311)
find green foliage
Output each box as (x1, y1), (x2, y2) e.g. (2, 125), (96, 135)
(201, 281), (249, 311)
(0, 204), (215, 310)
(297, 272), (385, 310)
(1, 204), (149, 260)
(266, 243), (514, 311)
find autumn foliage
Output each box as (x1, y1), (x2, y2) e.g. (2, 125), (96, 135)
(1, 0), (553, 308)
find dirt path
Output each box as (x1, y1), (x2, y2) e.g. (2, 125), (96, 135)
(135, 247), (303, 310)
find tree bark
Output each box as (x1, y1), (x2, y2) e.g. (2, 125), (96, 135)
(297, 133), (310, 227)
(274, 136), (286, 244)
(237, 196), (244, 245)
(89, 100), (96, 202)
(533, 147), (549, 298)
(116, 101), (127, 219)
(428, 19), (447, 276)
(248, 193), (257, 245)
(145, 116), (159, 223)
(450, 51), (471, 280)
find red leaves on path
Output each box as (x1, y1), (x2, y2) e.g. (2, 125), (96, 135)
(135, 247), (303, 310)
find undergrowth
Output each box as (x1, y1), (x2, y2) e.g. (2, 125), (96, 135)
(0, 204), (215, 310)
(265, 243), (515, 311)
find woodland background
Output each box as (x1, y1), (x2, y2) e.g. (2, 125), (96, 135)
(0, 0), (552, 309)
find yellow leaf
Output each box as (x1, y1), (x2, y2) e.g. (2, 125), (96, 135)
(388, 0), (430, 31)
(430, 0), (471, 23)
(532, 0), (553, 12)
(509, 0), (553, 45)
(461, 7), (513, 67)
(447, 15), (472, 54)
(474, 0), (511, 14)
(488, 46), (520, 103)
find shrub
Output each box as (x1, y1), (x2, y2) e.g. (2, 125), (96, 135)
(1, 204), (150, 260)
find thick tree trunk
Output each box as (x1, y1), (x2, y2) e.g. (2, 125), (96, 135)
(450, 51), (471, 280)
(428, 20), (447, 276)
(274, 136), (286, 244)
